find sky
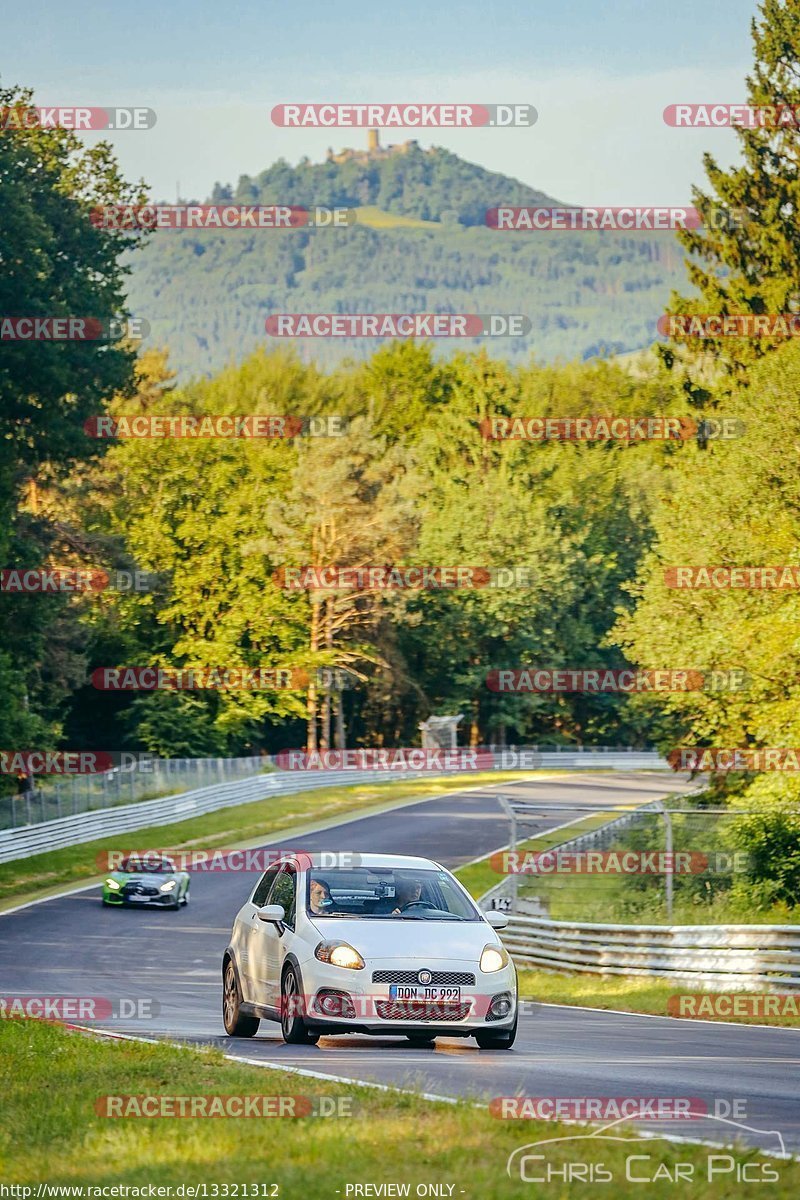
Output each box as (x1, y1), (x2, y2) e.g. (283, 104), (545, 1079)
(3, 0), (760, 204)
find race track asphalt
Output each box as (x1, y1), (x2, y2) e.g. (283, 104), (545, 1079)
(3, 771), (797, 1156)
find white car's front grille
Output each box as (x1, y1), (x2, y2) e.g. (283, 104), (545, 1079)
(372, 970), (475, 985)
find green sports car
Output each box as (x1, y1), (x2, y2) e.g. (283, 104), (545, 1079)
(102, 853), (190, 909)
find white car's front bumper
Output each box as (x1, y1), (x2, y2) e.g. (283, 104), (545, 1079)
(297, 954), (517, 1037)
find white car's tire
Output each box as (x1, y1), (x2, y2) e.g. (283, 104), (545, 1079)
(280, 966), (320, 1045)
(223, 960), (260, 1037)
(475, 1008), (517, 1049)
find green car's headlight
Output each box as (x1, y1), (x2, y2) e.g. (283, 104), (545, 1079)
(105, 879), (121, 891)
(160, 880), (177, 892)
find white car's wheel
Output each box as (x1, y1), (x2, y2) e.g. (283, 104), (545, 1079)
(223, 960), (260, 1037)
(280, 967), (320, 1045)
(475, 1008), (517, 1049)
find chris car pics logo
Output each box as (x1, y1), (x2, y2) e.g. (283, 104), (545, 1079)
(506, 1114), (785, 1184)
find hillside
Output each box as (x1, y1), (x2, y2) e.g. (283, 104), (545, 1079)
(126, 145), (689, 378)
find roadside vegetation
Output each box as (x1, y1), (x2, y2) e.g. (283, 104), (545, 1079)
(4, 3), (800, 927)
(2, 1020), (797, 1193)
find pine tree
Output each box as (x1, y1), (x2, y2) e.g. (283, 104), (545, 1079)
(663, 0), (800, 387)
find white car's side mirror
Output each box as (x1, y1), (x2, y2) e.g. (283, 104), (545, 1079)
(485, 911), (508, 930)
(257, 903), (285, 923)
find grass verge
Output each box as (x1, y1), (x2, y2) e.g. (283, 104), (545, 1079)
(0, 771), (526, 909)
(1, 1020), (796, 1194)
(515, 969), (800, 1028)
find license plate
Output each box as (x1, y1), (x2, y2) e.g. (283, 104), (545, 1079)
(128, 894), (148, 902)
(389, 985), (461, 1003)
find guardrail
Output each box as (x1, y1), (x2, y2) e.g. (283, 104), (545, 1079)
(498, 913), (800, 990)
(0, 768), (424, 865)
(0, 756), (267, 830)
(0, 748), (672, 865)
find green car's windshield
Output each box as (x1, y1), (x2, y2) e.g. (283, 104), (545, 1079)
(121, 855), (176, 874)
(306, 867), (480, 921)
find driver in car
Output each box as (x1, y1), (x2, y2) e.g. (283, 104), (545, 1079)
(309, 877), (336, 915)
(391, 878), (423, 916)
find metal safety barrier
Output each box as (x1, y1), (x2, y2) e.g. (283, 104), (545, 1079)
(0, 748), (671, 865)
(497, 912), (800, 990)
(0, 768), (410, 865)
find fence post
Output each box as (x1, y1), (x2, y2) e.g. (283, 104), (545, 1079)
(654, 800), (674, 921)
(510, 802), (519, 911)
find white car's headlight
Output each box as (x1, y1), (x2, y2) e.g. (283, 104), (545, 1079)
(315, 941), (365, 970)
(159, 880), (177, 892)
(105, 879), (121, 891)
(480, 944), (509, 973)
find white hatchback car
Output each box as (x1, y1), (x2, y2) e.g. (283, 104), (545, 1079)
(222, 852), (517, 1048)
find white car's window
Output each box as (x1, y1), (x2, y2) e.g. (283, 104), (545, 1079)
(306, 867), (480, 921)
(252, 864), (281, 907)
(270, 867), (297, 927)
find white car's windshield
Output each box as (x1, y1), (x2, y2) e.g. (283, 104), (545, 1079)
(306, 867), (480, 921)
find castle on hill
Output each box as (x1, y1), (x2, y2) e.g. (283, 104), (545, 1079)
(326, 129), (420, 165)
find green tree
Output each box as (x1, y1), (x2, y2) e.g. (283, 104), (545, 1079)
(0, 81), (145, 760)
(663, 0), (800, 385)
